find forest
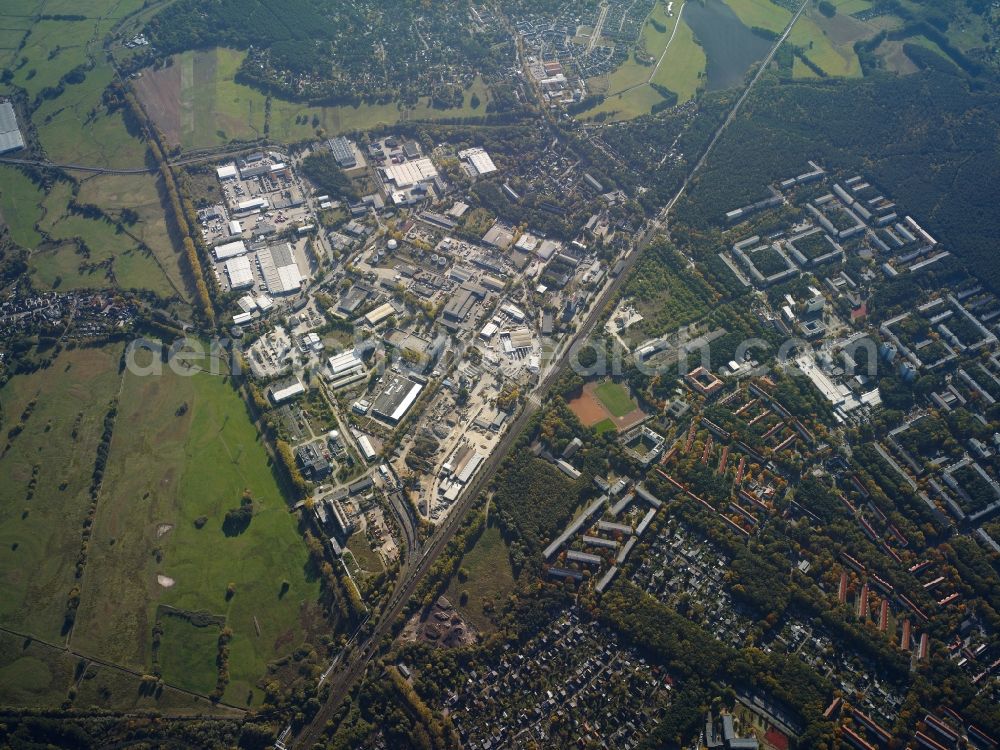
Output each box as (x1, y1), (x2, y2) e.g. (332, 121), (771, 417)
(674, 65), (1000, 293)
(141, 0), (510, 104)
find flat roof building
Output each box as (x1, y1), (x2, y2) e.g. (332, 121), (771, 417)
(0, 102), (25, 154)
(371, 375), (423, 424)
(214, 240), (247, 261)
(258, 243), (303, 295)
(382, 158), (438, 189)
(364, 302), (396, 326)
(216, 164), (238, 180)
(270, 378), (305, 403)
(225, 256), (255, 288)
(459, 147), (498, 177)
(328, 136), (357, 168)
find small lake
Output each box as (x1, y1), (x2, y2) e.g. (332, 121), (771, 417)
(683, 0), (775, 91)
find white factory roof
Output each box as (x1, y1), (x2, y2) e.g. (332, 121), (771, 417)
(214, 239), (247, 261)
(229, 219), (242, 236)
(456, 452), (486, 484)
(254, 294), (274, 312)
(357, 435), (377, 461)
(224, 256), (254, 288)
(480, 321), (499, 340)
(459, 147), (498, 176)
(328, 349), (364, 376)
(237, 197), (268, 212)
(364, 302), (396, 326)
(258, 243), (302, 295)
(271, 379), (305, 403)
(216, 164), (238, 180)
(233, 311), (254, 325)
(383, 157), (438, 188)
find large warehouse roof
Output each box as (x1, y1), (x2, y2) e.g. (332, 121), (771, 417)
(214, 240), (247, 261)
(258, 243), (302, 295)
(382, 158), (438, 188)
(0, 102), (25, 154)
(225, 256), (254, 288)
(459, 147), (497, 176)
(371, 375), (423, 424)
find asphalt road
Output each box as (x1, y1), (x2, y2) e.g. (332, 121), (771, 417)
(289, 218), (654, 749)
(287, 2), (809, 743)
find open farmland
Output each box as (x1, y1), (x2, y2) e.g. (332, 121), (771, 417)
(136, 47), (492, 151)
(0, 345), (124, 643)
(71, 354), (322, 707)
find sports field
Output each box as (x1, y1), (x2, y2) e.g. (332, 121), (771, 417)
(595, 381), (638, 417)
(72, 354), (322, 706)
(568, 381), (647, 433)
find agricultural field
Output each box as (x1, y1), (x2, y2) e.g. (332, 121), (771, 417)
(0, 2), (189, 302)
(0, 345), (124, 644)
(0, 173), (177, 296)
(71, 354), (322, 707)
(445, 522), (516, 635)
(135, 47), (492, 151)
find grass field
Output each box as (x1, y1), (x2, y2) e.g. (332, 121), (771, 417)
(0, 165), (45, 249)
(0, 630), (240, 714)
(0, 2), (187, 302)
(594, 381), (638, 418)
(72, 358), (322, 706)
(581, 0), (697, 120)
(0, 345), (124, 643)
(156, 614), (222, 695)
(594, 418), (618, 435)
(445, 523), (516, 635)
(722, 0), (863, 78)
(651, 13), (706, 102)
(136, 47), (493, 151)
(0, 165), (179, 296)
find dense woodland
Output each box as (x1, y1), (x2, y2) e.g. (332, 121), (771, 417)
(674, 64), (1000, 293)
(141, 0), (512, 104)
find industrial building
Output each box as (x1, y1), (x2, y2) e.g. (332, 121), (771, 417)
(371, 375), (424, 425)
(269, 377), (305, 404)
(364, 302), (396, 327)
(328, 135), (357, 168)
(258, 243), (303, 295)
(214, 240), (247, 261)
(216, 164), (238, 180)
(327, 349), (366, 388)
(0, 101), (25, 154)
(458, 147), (498, 177)
(382, 158), (438, 189)
(225, 256), (255, 289)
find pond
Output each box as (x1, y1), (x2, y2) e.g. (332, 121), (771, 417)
(683, 0), (775, 91)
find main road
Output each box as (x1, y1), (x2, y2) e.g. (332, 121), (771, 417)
(287, 2), (808, 745)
